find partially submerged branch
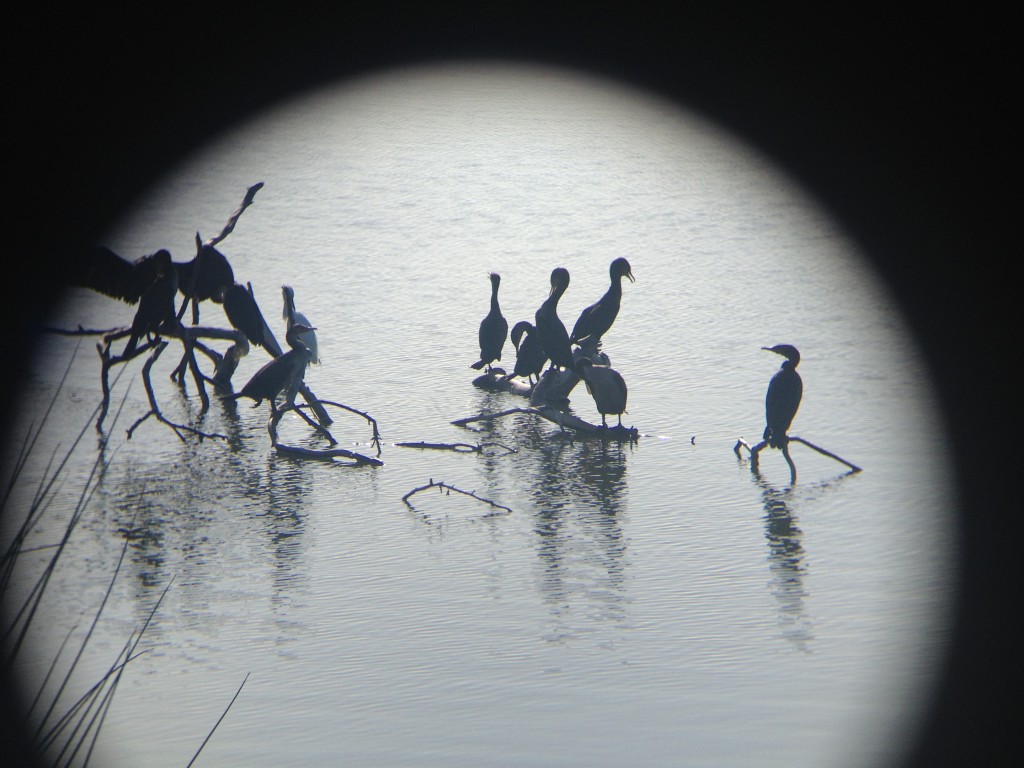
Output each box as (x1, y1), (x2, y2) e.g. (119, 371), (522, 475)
(395, 440), (517, 456)
(734, 434), (862, 485)
(266, 400), (384, 466)
(124, 342), (227, 443)
(402, 479), (513, 518)
(453, 404), (639, 442)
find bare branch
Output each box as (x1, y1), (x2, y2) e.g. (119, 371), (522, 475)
(402, 479), (512, 518)
(125, 342), (226, 442)
(788, 437), (862, 473)
(273, 443), (384, 467)
(734, 433), (861, 484)
(396, 441), (483, 453)
(314, 399), (382, 456)
(203, 182), (265, 247)
(453, 405), (638, 441)
(395, 441), (517, 456)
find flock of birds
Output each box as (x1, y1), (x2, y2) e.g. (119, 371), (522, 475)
(471, 257), (637, 428)
(69, 243), (320, 412)
(471, 256), (804, 444)
(68, 244), (803, 445)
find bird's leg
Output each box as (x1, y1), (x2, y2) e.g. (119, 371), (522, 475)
(781, 438), (797, 485)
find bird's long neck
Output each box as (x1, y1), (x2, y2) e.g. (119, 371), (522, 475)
(547, 282), (566, 309)
(605, 275), (623, 303)
(490, 284), (501, 313)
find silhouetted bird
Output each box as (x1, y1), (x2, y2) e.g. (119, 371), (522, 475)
(222, 282), (276, 351)
(175, 241), (236, 324)
(575, 357), (628, 428)
(224, 323), (316, 411)
(68, 245), (168, 305)
(123, 250), (180, 355)
(283, 285), (319, 364)
(534, 267), (575, 371)
(470, 272), (508, 372)
(762, 344), (803, 449)
(569, 257), (635, 347)
(509, 320), (547, 385)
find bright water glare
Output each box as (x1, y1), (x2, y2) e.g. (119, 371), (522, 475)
(4, 62), (956, 767)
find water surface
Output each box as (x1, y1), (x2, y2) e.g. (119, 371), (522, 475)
(5, 62), (955, 767)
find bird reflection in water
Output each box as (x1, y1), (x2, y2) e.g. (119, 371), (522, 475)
(754, 472), (813, 652)
(528, 435), (633, 639)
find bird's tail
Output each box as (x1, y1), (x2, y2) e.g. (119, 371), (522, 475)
(470, 360), (486, 370)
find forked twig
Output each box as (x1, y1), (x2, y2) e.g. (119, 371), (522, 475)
(402, 479), (513, 517)
(125, 342), (226, 442)
(734, 434), (862, 485)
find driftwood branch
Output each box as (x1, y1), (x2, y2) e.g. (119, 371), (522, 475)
(96, 325), (247, 434)
(266, 402), (383, 466)
(734, 434), (862, 485)
(124, 342), (226, 443)
(402, 479), (513, 518)
(395, 441), (517, 456)
(202, 182), (265, 248)
(314, 400), (381, 456)
(453, 405), (639, 441)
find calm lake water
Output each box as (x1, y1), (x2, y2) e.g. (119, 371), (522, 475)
(4, 62), (956, 767)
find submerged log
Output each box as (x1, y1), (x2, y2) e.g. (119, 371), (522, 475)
(453, 404), (639, 441)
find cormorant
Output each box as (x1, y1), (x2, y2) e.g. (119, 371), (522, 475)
(224, 323), (316, 411)
(175, 240), (236, 323)
(123, 249), (180, 355)
(282, 285), (319, 364)
(575, 357), (628, 427)
(762, 344), (803, 449)
(509, 320), (547, 385)
(569, 257), (635, 347)
(470, 272), (508, 372)
(534, 267), (575, 371)
(223, 282), (276, 351)
(67, 245), (168, 304)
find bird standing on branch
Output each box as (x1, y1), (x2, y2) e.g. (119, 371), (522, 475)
(224, 323), (316, 413)
(470, 272), (508, 372)
(175, 239), (236, 324)
(535, 267), (574, 372)
(509, 320), (546, 385)
(569, 257), (634, 348)
(575, 357), (628, 428)
(283, 285), (319, 364)
(762, 344), (803, 449)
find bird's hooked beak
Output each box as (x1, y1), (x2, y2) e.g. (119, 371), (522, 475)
(625, 268), (635, 283)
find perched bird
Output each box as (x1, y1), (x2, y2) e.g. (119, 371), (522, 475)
(67, 245), (169, 304)
(175, 240), (236, 324)
(68, 242), (235, 328)
(470, 272), (508, 372)
(509, 320), (547, 385)
(762, 344), (803, 449)
(534, 267), (575, 371)
(569, 257), (635, 347)
(282, 285), (319, 364)
(123, 250), (180, 355)
(575, 357), (628, 428)
(222, 282), (277, 352)
(224, 323), (316, 411)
